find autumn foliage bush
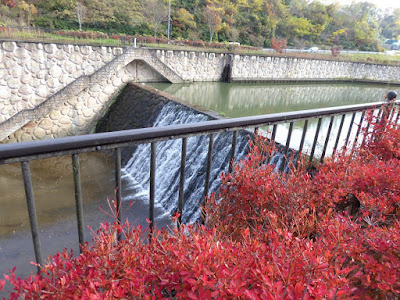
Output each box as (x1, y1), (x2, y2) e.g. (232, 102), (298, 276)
(1, 114), (400, 299)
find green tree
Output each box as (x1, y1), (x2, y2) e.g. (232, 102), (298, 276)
(112, 0), (142, 27)
(17, 0), (37, 25)
(84, 0), (115, 27)
(142, 0), (168, 39)
(203, 2), (223, 42)
(284, 16), (312, 39)
(305, 1), (330, 40)
(380, 9), (400, 39)
(173, 7), (196, 38)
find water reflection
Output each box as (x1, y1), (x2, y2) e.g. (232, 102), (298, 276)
(0, 153), (115, 237)
(149, 82), (391, 157)
(0, 152), (172, 279)
(149, 82), (390, 117)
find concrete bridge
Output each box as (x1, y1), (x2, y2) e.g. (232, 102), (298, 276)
(2, 40), (400, 143)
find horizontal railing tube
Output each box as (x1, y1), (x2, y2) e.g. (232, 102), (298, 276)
(0, 101), (396, 165)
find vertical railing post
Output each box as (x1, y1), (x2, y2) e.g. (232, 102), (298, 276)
(333, 114), (346, 154)
(295, 120), (308, 168)
(360, 110), (373, 147)
(114, 148), (122, 241)
(298, 120), (308, 155)
(309, 118), (322, 163)
(320, 116), (334, 163)
(267, 124), (278, 164)
(72, 154), (85, 251)
(21, 161), (44, 273)
(344, 112), (356, 149)
(178, 138), (187, 227)
(395, 106), (400, 124)
(353, 111), (365, 149)
(281, 122), (293, 172)
(271, 124), (277, 142)
(228, 131), (238, 173)
(149, 143), (156, 241)
(388, 106), (396, 123)
(202, 134), (214, 224)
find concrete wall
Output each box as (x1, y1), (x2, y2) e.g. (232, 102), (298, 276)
(97, 83), (218, 133)
(96, 83), (219, 164)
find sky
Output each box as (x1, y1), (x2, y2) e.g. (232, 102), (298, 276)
(320, 0), (400, 10)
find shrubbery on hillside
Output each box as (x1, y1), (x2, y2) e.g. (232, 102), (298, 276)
(1, 114), (400, 299)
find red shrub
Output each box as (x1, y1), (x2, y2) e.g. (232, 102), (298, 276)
(271, 38), (287, 53)
(1, 119), (400, 299)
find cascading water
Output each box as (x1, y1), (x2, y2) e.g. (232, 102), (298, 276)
(121, 102), (250, 223)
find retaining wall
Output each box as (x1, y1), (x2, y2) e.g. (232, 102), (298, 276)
(2, 41), (400, 143)
(0, 41), (167, 124)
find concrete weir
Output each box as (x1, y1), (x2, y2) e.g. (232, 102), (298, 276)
(2, 40), (400, 143)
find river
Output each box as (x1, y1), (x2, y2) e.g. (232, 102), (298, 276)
(149, 82), (394, 155)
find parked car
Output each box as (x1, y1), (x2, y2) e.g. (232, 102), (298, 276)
(384, 39), (400, 50)
(304, 47), (319, 52)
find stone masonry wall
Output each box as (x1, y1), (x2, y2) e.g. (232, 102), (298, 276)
(0, 41), (168, 125)
(231, 55), (400, 83)
(0, 41), (124, 123)
(156, 50), (400, 84)
(155, 49), (228, 82)
(2, 60), (163, 143)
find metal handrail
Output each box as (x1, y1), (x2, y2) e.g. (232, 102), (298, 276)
(0, 99), (399, 272)
(0, 100), (397, 164)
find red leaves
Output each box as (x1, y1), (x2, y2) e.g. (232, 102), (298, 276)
(271, 38), (288, 53)
(2, 121), (400, 299)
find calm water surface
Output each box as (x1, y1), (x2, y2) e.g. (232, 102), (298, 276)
(149, 82), (395, 154)
(149, 82), (391, 117)
(0, 152), (170, 280)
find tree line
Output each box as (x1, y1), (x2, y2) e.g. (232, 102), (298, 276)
(1, 0), (400, 51)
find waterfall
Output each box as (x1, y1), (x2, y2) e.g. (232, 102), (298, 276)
(121, 102), (250, 223)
